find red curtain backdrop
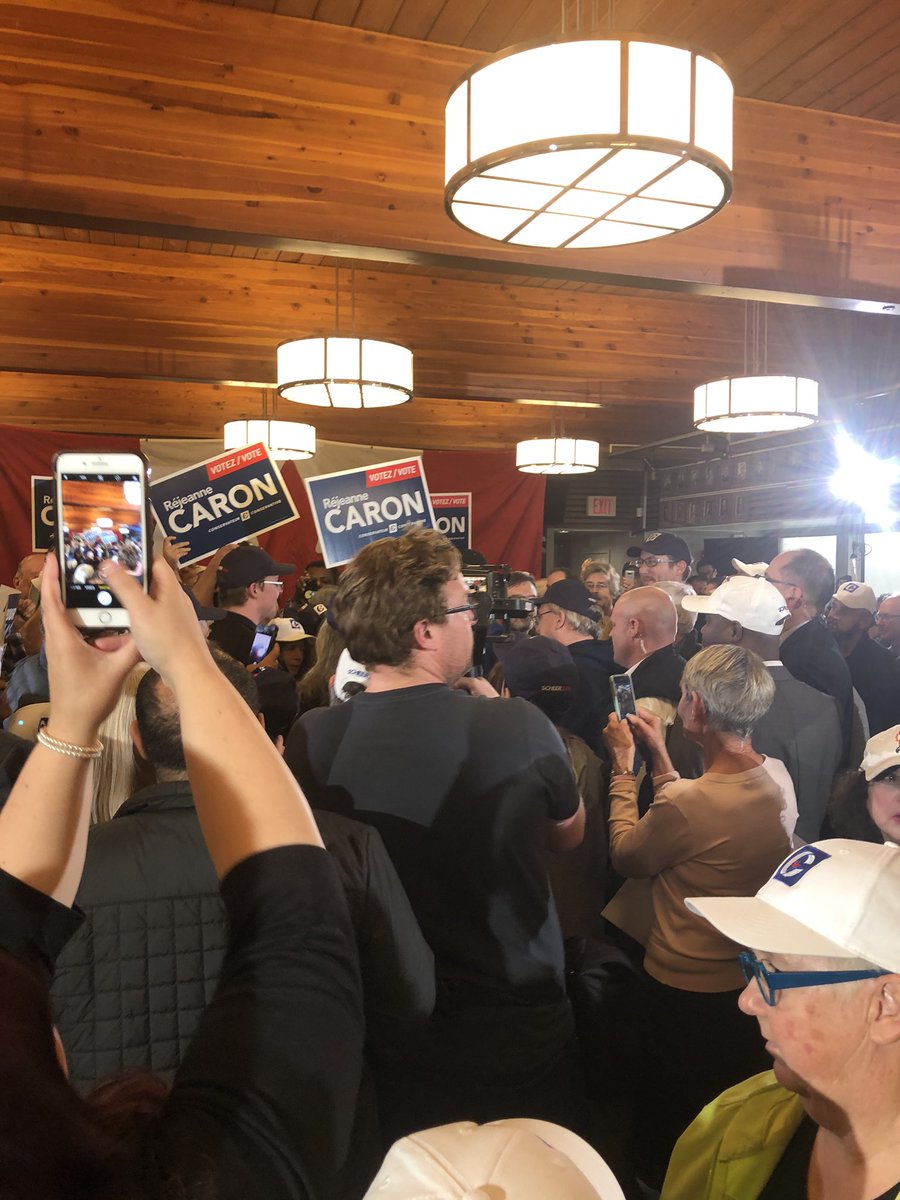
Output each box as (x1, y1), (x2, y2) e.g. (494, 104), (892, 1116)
(0, 429), (545, 585)
(0, 424), (140, 585)
(421, 450), (546, 576)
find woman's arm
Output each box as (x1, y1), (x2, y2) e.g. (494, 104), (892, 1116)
(0, 554), (140, 904)
(105, 558), (322, 877)
(607, 771), (691, 877)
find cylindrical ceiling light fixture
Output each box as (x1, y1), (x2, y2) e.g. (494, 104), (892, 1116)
(223, 418), (316, 460)
(276, 337), (413, 409)
(516, 436), (600, 474)
(444, 34), (733, 249)
(693, 376), (819, 433)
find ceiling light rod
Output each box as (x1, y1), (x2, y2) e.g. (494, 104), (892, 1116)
(224, 389), (317, 460)
(277, 266), (413, 409)
(445, 31), (734, 250)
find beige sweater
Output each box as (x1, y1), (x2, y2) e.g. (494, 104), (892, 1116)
(608, 767), (790, 991)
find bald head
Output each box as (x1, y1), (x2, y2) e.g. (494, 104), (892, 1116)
(13, 552), (45, 593)
(611, 585), (678, 668)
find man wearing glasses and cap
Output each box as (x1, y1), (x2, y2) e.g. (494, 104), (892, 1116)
(208, 544), (294, 666)
(628, 532), (693, 586)
(661, 839), (900, 1200)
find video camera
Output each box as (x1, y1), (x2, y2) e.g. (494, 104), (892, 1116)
(461, 564), (536, 675)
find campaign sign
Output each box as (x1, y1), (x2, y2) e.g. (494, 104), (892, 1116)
(150, 443), (300, 565)
(431, 492), (471, 550)
(305, 456), (436, 568)
(32, 476), (55, 552)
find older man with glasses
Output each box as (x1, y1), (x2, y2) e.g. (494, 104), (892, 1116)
(661, 839), (900, 1200)
(736, 550), (855, 766)
(874, 593), (900, 659)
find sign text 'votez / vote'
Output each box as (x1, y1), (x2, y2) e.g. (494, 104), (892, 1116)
(305, 457), (436, 568)
(150, 443), (299, 565)
(430, 493), (472, 550)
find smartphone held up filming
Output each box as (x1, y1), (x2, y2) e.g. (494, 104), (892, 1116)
(609, 672), (638, 722)
(54, 451), (152, 629)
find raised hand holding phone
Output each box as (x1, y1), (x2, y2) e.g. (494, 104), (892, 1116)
(54, 451), (152, 630)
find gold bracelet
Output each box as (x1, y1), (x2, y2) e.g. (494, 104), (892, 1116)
(36, 728), (104, 760)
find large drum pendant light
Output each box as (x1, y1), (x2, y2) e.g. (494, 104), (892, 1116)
(444, 34), (733, 249)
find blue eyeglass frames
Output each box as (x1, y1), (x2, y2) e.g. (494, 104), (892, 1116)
(739, 950), (888, 1006)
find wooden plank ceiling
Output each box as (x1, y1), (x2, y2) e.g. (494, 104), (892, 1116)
(0, 0), (899, 453)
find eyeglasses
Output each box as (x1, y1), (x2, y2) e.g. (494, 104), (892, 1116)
(738, 950), (888, 1007)
(764, 574), (796, 590)
(875, 610), (900, 623)
(639, 556), (676, 568)
(259, 580), (284, 591)
(443, 603), (477, 617)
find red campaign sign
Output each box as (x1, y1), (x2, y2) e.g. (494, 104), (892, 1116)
(365, 459), (421, 488)
(431, 494), (469, 508)
(206, 442), (267, 481)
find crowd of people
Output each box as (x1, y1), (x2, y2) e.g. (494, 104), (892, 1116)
(1, 524), (899, 1200)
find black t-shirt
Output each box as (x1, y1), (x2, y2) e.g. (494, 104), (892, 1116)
(759, 1115), (899, 1200)
(208, 610), (258, 665)
(0, 846), (364, 1200)
(285, 684), (579, 999)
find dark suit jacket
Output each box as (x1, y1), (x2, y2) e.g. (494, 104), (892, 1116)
(780, 618), (853, 764)
(754, 664), (842, 842)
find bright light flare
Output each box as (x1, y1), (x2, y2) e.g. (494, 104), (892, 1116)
(830, 433), (900, 527)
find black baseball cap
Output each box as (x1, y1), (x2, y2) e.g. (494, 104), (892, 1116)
(537, 578), (597, 621)
(217, 545), (295, 589)
(627, 532), (692, 564)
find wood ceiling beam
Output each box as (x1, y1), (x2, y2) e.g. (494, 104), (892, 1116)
(0, 372), (689, 450)
(0, 0), (898, 309)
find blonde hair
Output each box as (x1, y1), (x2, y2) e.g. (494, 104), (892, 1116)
(92, 663), (150, 824)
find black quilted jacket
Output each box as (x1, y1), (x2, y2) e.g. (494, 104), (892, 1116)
(51, 780), (435, 1094)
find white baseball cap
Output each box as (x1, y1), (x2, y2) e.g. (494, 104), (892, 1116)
(861, 725), (900, 782)
(273, 617), (314, 643)
(332, 647), (368, 702)
(831, 581), (877, 613)
(363, 1120), (626, 1200)
(681, 575), (789, 635)
(732, 558), (769, 578)
(686, 839), (900, 971)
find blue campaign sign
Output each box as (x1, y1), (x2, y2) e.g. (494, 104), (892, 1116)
(32, 476), (55, 552)
(305, 456), (436, 568)
(150, 443), (300, 565)
(430, 492), (472, 550)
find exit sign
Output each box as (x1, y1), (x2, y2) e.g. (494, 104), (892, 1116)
(587, 495), (617, 517)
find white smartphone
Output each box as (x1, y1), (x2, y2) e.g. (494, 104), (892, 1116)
(54, 451), (152, 629)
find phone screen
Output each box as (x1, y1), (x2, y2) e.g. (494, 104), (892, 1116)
(610, 673), (637, 721)
(59, 472), (146, 610)
(249, 627), (277, 664)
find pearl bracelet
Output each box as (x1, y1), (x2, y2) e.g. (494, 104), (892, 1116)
(36, 728), (104, 760)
